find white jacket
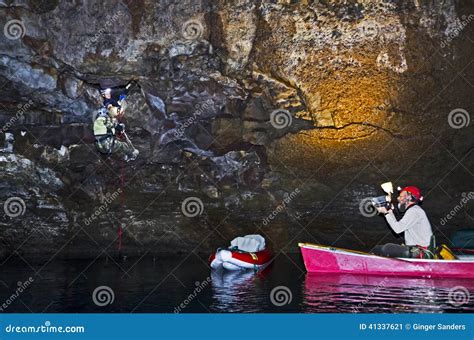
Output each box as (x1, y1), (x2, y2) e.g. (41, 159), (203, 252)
(385, 205), (433, 247)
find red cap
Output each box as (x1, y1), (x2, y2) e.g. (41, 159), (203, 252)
(400, 186), (423, 201)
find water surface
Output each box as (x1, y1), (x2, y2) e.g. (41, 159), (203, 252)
(1, 254), (473, 313)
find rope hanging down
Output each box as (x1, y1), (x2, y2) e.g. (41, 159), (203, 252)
(118, 158), (125, 252)
(106, 80), (138, 254)
(117, 106), (126, 253)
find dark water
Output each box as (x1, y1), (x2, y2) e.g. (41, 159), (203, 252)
(1, 253), (474, 313)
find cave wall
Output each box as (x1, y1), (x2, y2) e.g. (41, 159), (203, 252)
(0, 0), (473, 258)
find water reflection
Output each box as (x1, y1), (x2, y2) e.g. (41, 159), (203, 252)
(210, 268), (273, 313)
(2, 255), (474, 313)
(303, 273), (474, 313)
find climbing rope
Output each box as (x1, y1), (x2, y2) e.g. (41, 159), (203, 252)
(117, 107), (126, 254)
(118, 158), (125, 253)
(104, 81), (138, 255)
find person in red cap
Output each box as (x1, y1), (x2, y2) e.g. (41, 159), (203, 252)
(373, 186), (433, 258)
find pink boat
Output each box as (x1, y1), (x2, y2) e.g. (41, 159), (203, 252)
(299, 243), (474, 278)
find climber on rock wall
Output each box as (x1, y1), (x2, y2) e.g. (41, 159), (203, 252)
(93, 84), (139, 161)
(101, 85), (129, 114)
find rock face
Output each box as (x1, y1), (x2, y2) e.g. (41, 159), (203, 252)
(0, 0), (473, 259)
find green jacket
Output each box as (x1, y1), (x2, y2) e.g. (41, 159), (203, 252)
(93, 115), (115, 137)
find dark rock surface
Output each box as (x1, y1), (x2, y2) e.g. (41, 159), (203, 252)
(0, 0), (473, 259)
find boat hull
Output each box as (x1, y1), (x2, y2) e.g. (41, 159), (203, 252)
(299, 243), (474, 278)
(209, 248), (272, 271)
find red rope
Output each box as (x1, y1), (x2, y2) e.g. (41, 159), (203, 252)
(118, 158), (125, 252)
(117, 110), (125, 253)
